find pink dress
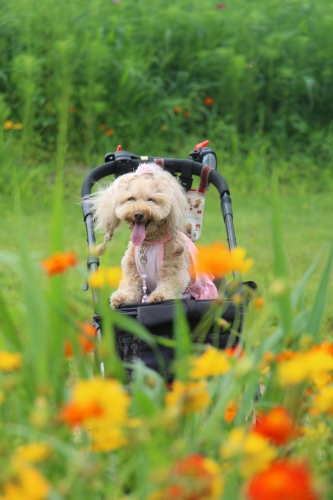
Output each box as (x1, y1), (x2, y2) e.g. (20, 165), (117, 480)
(134, 232), (218, 301)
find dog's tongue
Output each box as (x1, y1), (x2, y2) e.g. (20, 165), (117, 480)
(131, 222), (146, 245)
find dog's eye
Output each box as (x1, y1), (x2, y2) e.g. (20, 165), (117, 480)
(148, 198), (156, 203)
(127, 197), (136, 202)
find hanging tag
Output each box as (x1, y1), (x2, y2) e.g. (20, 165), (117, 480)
(185, 190), (206, 241)
(185, 165), (213, 242)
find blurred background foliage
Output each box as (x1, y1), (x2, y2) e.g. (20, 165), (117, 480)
(1, 0), (333, 172)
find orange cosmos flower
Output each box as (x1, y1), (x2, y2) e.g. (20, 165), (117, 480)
(151, 454), (223, 500)
(253, 406), (299, 446)
(41, 251), (77, 277)
(204, 97), (214, 105)
(173, 106), (182, 114)
(246, 460), (319, 500)
(224, 401), (238, 423)
(99, 124), (107, 130)
(194, 242), (253, 278)
(183, 110), (191, 117)
(275, 349), (296, 363)
(106, 128), (114, 136)
(254, 297), (265, 309)
(69, 106), (76, 113)
(59, 400), (103, 427)
(225, 346), (244, 358)
(64, 322), (97, 358)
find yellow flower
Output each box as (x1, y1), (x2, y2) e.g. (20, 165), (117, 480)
(189, 346), (231, 379)
(229, 247), (254, 273)
(60, 377), (133, 452)
(312, 386), (333, 415)
(3, 120), (13, 130)
(106, 266), (122, 287)
(278, 347), (333, 386)
(13, 123), (23, 130)
(90, 424), (127, 452)
(2, 466), (50, 500)
(0, 351), (22, 372)
(15, 443), (50, 464)
(88, 266), (122, 288)
(220, 428), (277, 477)
(278, 353), (309, 385)
(165, 380), (211, 414)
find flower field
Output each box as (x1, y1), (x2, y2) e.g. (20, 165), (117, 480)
(0, 179), (332, 499)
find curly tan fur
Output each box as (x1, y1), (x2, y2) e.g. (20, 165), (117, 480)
(91, 164), (192, 308)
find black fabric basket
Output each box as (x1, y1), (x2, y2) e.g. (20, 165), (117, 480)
(114, 299), (242, 378)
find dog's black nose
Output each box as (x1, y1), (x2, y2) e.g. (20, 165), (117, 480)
(134, 211), (144, 222)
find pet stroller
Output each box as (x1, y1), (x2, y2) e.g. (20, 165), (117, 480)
(81, 141), (256, 378)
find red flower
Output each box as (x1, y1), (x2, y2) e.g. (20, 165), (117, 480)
(216, 4), (226, 9)
(41, 252), (77, 277)
(253, 406), (299, 446)
(204, 97), (214, 105)
(246, 460), (319, 500)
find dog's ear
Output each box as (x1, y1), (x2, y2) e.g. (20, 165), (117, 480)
(91, 179), (121, 237)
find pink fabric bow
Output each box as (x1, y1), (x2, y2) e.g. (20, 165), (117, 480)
(136, 164), (156, 175)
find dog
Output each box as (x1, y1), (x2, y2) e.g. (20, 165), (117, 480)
(91, 163), (218, 308)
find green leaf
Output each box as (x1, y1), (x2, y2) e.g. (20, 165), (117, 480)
(307, 242), (333, 343)
(173, 299), (191, 381)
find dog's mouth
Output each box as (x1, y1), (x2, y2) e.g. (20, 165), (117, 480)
(131, 220), (151, 246)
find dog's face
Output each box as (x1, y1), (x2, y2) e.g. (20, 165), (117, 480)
(92, 164), (188, 245)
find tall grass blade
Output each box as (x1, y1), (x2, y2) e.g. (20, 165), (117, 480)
(13, 185), (50, 387)
(291, 246), (326, 309)
(307, 242), (333, 343)
(272, 173), (292, 340)
(173, 299), (191, 381)
(0, 289), (20, 349)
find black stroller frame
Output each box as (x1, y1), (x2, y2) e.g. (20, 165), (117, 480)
(81, 143), (251, 377)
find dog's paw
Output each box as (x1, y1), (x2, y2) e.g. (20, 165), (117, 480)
(149, 291), (168, 303)
(110, 291), (128, 309)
